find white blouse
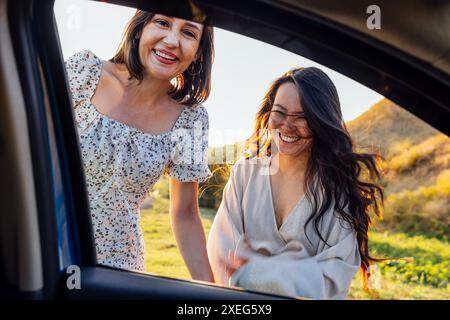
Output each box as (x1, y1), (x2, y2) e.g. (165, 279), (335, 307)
(207, 157), (360, 299)
(65, 50), (212, 272)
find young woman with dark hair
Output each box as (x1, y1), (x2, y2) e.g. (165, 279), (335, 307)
(65, 10), (215, 281)
(207, 67), (384, 299)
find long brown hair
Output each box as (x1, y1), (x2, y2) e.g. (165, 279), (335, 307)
(110, 10), (214, 107)
(245, 67), (385, 289)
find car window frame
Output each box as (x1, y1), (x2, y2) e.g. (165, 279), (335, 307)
(6, 0), (449, 299)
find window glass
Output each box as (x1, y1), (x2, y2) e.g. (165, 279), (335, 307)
(54, 0), (449, 300)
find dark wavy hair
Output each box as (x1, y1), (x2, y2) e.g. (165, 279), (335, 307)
(245, 67), (385, 289)
(110, 10), (214, 107)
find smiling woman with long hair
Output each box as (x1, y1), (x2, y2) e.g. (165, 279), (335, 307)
(207, 67), (384, 299)
(65, 10), (215, 281)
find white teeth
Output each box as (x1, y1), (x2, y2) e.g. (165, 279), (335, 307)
(154, 50), (177, 61)
(280, 133), (300, 143)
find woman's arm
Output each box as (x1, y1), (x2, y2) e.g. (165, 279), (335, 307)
(169, 178), (214, 282)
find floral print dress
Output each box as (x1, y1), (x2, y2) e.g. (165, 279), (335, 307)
(65, 50), (211, 272)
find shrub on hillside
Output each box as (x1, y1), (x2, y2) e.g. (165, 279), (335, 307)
(381, 170), (450, 239)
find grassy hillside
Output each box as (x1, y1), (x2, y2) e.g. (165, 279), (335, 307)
(346, 99), (441, 158)
(348, 99), (449, 192)
(346, 99), (450, 238)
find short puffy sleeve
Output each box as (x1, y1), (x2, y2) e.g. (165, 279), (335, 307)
(165, 105), (212, 183)
(64, 50), (102, 108)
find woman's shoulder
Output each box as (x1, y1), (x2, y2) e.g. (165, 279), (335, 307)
(66, 49), (100, 64)
(65, 49), (102, 71)
(230, 156), (270, 184)
(64, 50), (103, 105)
(64, 49), (103, 87)
(178, 104), (209, 130)
(183, 104), (208, 119)
(233, 156), (270, 168)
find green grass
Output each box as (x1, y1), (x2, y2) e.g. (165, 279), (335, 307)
(141, 194), (450, 300)
(347, 231), (450, 299)
(142, 202), (217, 279)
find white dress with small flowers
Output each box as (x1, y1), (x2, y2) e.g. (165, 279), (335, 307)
(65, 50), (212, 272)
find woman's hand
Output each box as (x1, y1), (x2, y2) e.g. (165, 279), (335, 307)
(225, 251), (249, 278)
(224, 238), (271, 278)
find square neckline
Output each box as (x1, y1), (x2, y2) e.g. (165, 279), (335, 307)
(87, 53), (188, 138)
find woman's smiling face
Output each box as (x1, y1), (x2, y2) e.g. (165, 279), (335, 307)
(138, 14), (203, 80)
(268, 82), (313, 157)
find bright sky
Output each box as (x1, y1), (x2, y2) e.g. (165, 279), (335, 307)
(54, 0), (383, 147)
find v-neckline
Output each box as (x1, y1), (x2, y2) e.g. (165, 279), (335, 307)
(266, 167), (306, 233)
